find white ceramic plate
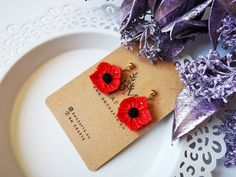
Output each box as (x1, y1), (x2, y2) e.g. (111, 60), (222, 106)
(0, 32), (184, 177)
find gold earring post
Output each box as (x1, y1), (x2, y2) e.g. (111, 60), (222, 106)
(148, 90), (158, 100)
(123, 62), (135, 72)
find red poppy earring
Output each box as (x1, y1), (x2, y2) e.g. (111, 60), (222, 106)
(89, 62), (135, 94)
(117, 90), (157, 131)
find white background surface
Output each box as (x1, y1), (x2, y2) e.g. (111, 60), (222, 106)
(0, 0), (72, 28)
(0, 0), (235, 177)
(0, 0), (120, 29)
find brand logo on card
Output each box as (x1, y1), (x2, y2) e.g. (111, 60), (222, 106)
(64, 106), (91, 141)
(120, 72), (138, 96)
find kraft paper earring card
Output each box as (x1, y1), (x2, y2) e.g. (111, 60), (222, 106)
(46, 46), (183, 171)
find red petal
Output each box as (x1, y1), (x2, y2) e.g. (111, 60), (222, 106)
(110, 79), (121, 89)
(130, 119), (141, 130)
(136, 97), (148, 110)
(111, 65), (122, 79)
(137, 110), (152, 124)
(97, 62), (112, 73)
(105, 80), (120, 93)
(97, 82), (111, 94)
(123, 117), (132, 128)
(117, 106), (129, 115)
(89, 71), (101, 84)
(119, 97), (136, 109)
(117, 113), (129, 122)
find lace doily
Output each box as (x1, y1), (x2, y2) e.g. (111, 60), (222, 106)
(0, 3), (119, 76)
(174, 116), (225, 177)
(0, 3), (226, 177)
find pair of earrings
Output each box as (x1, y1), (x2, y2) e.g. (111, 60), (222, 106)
(89, 62), (157, 131)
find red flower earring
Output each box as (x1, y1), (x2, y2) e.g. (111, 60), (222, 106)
(117, 90), (157, 131)
(90, 62), (135, 94)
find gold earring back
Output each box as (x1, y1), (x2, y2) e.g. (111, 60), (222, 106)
(148, 90), (158, 100)
(123, 62), (135, 72)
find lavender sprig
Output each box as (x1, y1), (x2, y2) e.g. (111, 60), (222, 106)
(120, 14), (148, 48)
(120, 14), (163, 63)
(138, 21), (162, 63)
(219, 110), (236, 167)
(177, 50), (236, 103)
(218, 15), (236, 50)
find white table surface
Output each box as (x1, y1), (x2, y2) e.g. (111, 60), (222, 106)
(0, 0), (120, 29)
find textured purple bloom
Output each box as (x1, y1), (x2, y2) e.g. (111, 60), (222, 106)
(209, 0), (228, 50)
(138, 20), (162, 63)
(119, 0), (210, 62)
(219, 110), (236, 167)
(120, 14), (148, 47)
(217, 15), (236, 50)
(173, 50), (236, 140)
(121, 19), (189, 63)
(120, 16), (163, 63)
(177, 50), (236, 103)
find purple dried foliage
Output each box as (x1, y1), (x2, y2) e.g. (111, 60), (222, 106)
(219, 110), (236, 167)
(177, 50), (236, 104)
(218, 15), (236, 50)
(119, 0), (210, 62)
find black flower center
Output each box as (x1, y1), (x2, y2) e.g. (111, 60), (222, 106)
(128, 107), (139, 118)
(103, 73), (112, 84)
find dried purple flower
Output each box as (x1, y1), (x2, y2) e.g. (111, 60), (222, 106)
(121, 19), (189, 63)
(177, 50), (236, 103)
(219, 110), (236, 167)
(119, 0), (210, 62)
(217, 15), (236, 50)
(120, 16), (163, 63)
(138, 21), (162, 63)
(209, 0), (228, 50)
(120, 15), (148, 47)
(172, 50), (236, 140)
(119, 0), (149, 30)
